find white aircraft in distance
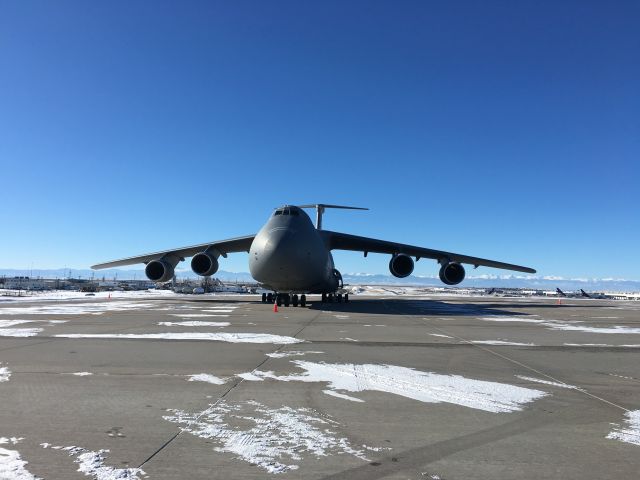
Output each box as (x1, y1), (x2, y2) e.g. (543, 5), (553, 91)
(93, 204), (536, 307)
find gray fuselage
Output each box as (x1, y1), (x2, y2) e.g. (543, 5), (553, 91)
(249, 206), (339, 293)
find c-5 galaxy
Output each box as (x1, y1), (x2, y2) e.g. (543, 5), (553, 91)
(92, 204), (536, 307)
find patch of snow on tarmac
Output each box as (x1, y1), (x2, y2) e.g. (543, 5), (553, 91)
(68, 372), (93, 376)
(266, 351), (324, 359)
(0, 302), (155, 316)
(1, 364), (11, 382)
(237, 372), (264, 381)
(429, 334), (452, 339)
(187, 373), (226, 385)
(159, 321), (230, 327)
(0, 320), (33, 328)
(470, 340), (537, 346)
(246, 361), (546, 413)
(169, 313), (230, 318)
(0, 437), (40, 480)
(515, 375), (578, 389)
(607, 410), (640, 446)
(42, 443), (145, 480)
(0, 328), (43, 337)
(481, 316), (640, 334)
(55, 332), (303, 344)
(322, 390), (364, 402)
(164, 400), (376, 474)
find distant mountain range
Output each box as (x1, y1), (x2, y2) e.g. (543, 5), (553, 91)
(1, 268), (639, 292)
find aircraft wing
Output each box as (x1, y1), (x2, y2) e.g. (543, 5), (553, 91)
(91, 234), (256, 269)
(321, 230), (536, 274)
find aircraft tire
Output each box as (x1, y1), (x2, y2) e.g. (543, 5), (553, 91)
(337, 293), (343, 303)
(292, 294), (299, 307)
(344, 294), (349, 303)
(261, 293), (267, 303)
(276, 295), (283, 307)
(267, 293), (273, 303)
(300, 295), (306, 307)
(321, 293), (326, 303)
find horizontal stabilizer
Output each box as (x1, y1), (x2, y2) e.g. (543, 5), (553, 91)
(298, 204), (368, 229)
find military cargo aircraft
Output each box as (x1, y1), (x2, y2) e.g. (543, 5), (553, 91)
(92, 204), (536, 307)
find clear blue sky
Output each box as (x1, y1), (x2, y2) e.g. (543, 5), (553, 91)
(1, 1), (638, 279)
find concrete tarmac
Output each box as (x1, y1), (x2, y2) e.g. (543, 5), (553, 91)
(1, 293), (639, 479)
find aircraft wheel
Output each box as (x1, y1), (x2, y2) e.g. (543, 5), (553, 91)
(300, 294), (306, 307)
(284, 294), (290, 307)
(276, 294), (283, 307)
(321, 293), (326, 303)
(261, 293), (267, 303)
(327, 294), (333, 303)
(344, 293), (349, 303)
(292, 294), (299, 307)
(337, 293), (343, 303)
(267, 293), (273, 303)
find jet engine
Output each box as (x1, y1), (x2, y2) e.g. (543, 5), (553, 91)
(145, 256), (180, 283)
(389, 254), (414, 278)
(191, 250), (220, 277)
(439, 262), (465, 285)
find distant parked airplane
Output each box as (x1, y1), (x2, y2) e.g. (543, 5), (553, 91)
(92, 204), (536, 307)
(556, 288), (567, 297)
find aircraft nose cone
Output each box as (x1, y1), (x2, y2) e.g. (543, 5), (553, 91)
(250, 227), (310, 285)
(263, 228), (296, 258)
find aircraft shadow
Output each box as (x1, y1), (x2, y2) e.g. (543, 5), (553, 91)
(305, 298), (532, 317)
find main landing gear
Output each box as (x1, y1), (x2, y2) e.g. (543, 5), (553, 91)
(320, 293), (349, 303)
(261, 293), (306, 307)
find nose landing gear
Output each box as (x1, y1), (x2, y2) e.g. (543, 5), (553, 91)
(263, 292), (307, 307)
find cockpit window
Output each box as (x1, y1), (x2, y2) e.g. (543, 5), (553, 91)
(274, 210), (282, 216)
(290, 209), (299, 216)
(283, 209), (290, 215)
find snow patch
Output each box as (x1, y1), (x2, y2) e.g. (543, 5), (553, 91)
(266, 351), (324, 359)
(429, 334), (453, 339)
(0, 302), (155, 316)
(481, 316), (640, 334)
(471, 340), (536, 346)
(322, 390), (364, 403)
(515, 375), (578, 389)
(55, 332), (303, 344)
(187, 373), (226, 385)
(169, 313), (230, 318)
(0, 437), (40, 480)
(0, 363), (10, 382)
(248, 361), (547, 413)
(163, 400), (375, 473)
(607, 410), (640, 446)
(158, 321), (230, 327)
(237, 372), (264, 381)
(68, 372), (93, 376)
(0, 320), (33, 328)
(42, 443), (144, 479)
(0, 328), (42, 337)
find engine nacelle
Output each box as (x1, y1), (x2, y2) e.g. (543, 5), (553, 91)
(439, 262), (465, 285)
(389, 254), (414, 278)
(145, 256), (179, 283)
(191, 250), (220, 277)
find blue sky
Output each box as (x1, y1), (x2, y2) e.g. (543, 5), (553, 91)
(1, 1), (638, 279)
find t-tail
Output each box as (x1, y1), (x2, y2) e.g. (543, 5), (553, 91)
(298, 204), (368, 230)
